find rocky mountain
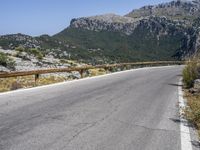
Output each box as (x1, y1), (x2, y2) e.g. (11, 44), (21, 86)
(1, 0), (200, 68)
(126, 0), (200, 24)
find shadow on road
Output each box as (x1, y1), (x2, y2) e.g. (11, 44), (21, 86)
(177, 74), (183, 77)
(168, 83), (182, 87)
(169, 118), (181, 123)
(191, 140), (200, 148)
(169, 118), (194, 128)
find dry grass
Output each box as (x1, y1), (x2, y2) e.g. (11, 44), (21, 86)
(88, 68), (106, 77)
(0, 75), (68, 92)
(184, 91), (200, 137)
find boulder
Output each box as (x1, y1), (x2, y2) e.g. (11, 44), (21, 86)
(194, 79), (200, 89)
(189, 88), (200, 94)
(0, 66), (10, 72)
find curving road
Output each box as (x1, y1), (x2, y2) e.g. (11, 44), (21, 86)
(0, 66), (193, 150)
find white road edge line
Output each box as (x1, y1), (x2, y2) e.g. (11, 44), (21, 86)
(178, 78), (193, 150)
(0, 65), (176, 96)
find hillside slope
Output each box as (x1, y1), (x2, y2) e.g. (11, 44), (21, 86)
(54, 15), (199, 63)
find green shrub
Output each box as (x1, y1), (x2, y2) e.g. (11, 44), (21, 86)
(36, 52), (43, 61)
(183, 60), (199, 88)
(0, 52), (15, 70)
(27, 48), (44, 60)
(0, 52), (8, 67)
(15, 46), (25, 52)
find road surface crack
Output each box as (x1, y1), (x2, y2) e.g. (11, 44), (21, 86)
(114, 119), (180, 133)
(66, 105), (120, 145)
(67, 122), (97, 144)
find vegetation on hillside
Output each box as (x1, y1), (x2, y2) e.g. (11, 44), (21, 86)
(15, 46), (44, 60)
(0, 52), (15, 70)
(54, 27), (184, 63)
(0, 25), (189, 64)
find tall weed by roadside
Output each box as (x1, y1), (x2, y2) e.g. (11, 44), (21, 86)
(183, 59), (199, 88)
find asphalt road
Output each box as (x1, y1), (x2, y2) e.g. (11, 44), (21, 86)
(0, 66), (188, 150)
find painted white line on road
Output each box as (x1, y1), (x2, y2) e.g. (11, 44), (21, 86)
(0, 65), (177, 96)
(178, 79), (193, 150)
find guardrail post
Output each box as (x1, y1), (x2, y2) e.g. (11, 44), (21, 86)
(109, 67), (113, 72)
(80, 69), (84, 78)
(104, 67), (109, 73)
(121, 66), (126, 71)
(125, 65), (129, 70)
(35, 74), (40, 86)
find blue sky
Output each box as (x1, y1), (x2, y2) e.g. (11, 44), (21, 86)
(0, 0), (172, 36)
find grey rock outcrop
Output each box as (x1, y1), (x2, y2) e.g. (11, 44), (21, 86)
(0, 66), (10, 72)
(70, 14), (142, 35)
(194, 79), (200, 89)
(70, 14), (186, 35)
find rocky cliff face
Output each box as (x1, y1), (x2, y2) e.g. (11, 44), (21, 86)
(70, 14), (187, 35)
(70, 14), (141, 35)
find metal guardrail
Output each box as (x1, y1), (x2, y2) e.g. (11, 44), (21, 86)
(0, 61), (184, 85)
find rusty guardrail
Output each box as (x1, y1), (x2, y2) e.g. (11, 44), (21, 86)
(0, 61), (184, 85)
